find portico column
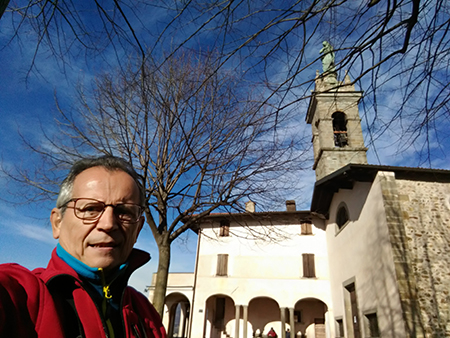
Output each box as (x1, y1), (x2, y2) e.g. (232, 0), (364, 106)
(182, 304), (190, 338)
(178, 303), (186, 337)
(289, 308), (295, 338)
(243, 305), (248, 338)
(280, 307), (286, 338)
(235, 305), (241, 338)
(205, 307), (212, 338)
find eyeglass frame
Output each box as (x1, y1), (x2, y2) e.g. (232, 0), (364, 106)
(61, 197), (144, 224)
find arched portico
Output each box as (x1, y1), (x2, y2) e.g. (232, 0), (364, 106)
(293, 298), (328, 338)
(204, 294), (236, 338)
(248, 297), (280, 337)
(165, 292), (191, 338)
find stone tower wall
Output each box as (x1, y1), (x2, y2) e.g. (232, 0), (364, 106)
(307, 74), (367, 181)
(314, 149), (367, 181)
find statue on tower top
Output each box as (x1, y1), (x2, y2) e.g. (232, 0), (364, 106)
(320, 41), (336, 73)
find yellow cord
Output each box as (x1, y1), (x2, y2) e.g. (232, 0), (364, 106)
(99, 268), (115, 338)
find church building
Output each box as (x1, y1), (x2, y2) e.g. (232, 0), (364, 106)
(148, 69), (450, 338)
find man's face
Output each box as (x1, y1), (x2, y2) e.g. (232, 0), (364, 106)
(51, 166), (144, 271)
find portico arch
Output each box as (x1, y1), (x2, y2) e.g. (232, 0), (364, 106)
(293, 298), (328, 338)
(165, 292), (191, 338)
(204, 294), (235, 338)
(248, 296), (280, 337)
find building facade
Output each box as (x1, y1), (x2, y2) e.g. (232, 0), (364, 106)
(149, 205), (333, 338)
(313, 165), (450, 338)
(148, 72), (450, 338)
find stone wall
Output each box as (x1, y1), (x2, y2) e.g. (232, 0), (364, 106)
(378, 172), (423, 337)
(314, 148), (367, 180)
(396, 179), (450, 337)
(306, 73), (369, 181)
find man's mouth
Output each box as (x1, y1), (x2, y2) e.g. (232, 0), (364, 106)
(89, 242), (117, 248)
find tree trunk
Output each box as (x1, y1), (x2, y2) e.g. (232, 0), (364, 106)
(152, 241), (171, 318)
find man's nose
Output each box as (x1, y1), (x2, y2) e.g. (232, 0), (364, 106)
(96, 206), (119, 231)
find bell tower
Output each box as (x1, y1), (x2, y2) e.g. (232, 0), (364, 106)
(306, 71), (368, 180)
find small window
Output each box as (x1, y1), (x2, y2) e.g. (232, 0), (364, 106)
(336, 204), (349, 229)
(220, 220), (230, 237)
(302, 253), (316, 278)
(216, 254), (228, 276)
(364, 313), (380, 338)
(336, 319), (344, 338)
(301, 222), (312, 235)
(332, 112), (348, 147)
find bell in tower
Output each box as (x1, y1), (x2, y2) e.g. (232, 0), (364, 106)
(306, 42), (368, 181)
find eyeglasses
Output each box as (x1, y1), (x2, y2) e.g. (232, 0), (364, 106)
(63, 198), (143, 224)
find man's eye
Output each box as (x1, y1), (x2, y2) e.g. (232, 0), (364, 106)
(115, 205), (134, 216)
(80, 204), (104, 213)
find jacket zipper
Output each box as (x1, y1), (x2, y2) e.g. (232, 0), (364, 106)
(99, 268), (116, 338)
(48, 272), (142, 338)
(132, 323), (141, 338)
(47, 274), (112, 338)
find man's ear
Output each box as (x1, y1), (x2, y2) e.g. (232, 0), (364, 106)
(50, 208), (63, 239)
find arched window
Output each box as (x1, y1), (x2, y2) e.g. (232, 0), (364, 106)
(336, 203), (349, 229)
(332, 112), (348, 147)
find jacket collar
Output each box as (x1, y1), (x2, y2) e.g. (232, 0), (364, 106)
(36, 247), (151, 285)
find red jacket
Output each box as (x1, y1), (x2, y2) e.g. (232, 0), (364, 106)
(0, 248), (166, 338)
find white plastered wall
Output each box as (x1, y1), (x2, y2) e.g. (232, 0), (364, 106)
(189, 217), (333, 338)
(326, 175), (406, 337)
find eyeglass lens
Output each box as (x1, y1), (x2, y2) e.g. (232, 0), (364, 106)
(73, 199), (141, 222)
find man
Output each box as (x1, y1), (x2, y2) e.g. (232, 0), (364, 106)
(0, 156), (166, 338)
(286, 328), (291, 338)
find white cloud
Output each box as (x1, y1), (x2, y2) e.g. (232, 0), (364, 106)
(0, 210), (55, 245)
(14, 223), (57, 245)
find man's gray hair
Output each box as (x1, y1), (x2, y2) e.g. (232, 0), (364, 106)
(56, 156), (145, 210)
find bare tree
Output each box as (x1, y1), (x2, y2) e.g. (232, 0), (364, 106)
(3, 1), (449, 162)
(6, 52), (308, 315)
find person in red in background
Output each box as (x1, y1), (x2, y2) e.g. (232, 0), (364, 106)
(0, 156), (166, 338)
(268, 327), (278, 338)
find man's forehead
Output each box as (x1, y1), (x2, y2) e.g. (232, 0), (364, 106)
(73, 167), (135, 189)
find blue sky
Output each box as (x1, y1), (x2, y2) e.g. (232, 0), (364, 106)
(0, 45), (199, 292)
(1, 1), (449, 294)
